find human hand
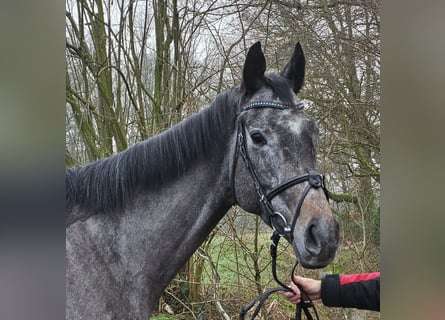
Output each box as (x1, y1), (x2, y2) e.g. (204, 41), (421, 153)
(283, 275), (322, 304)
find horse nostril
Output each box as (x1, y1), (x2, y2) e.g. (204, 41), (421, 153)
(305, 223), (322, 256)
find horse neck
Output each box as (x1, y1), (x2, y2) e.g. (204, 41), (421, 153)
(115, 140), (236, 311)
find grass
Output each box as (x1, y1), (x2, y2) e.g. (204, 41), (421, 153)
(153, 230), (380, 319)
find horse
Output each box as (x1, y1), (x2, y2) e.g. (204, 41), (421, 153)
(66, 41), (340, 319)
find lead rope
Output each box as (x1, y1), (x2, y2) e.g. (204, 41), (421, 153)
(239, 232), (319, 320)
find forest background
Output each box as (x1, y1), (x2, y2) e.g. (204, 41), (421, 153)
(66, 0), (380, 319)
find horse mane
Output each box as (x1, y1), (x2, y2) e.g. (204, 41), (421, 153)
(66, 74), (297, 225)
(66, 91), (237, 224)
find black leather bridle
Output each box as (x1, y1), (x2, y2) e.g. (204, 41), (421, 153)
(234, 100), (329, 320)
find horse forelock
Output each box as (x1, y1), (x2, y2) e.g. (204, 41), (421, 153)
(264, 74), (298, 104)
(66, 91), (237, 224)
(238, 73), (298, 107)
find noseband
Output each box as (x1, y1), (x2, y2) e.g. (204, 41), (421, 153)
(234, 101), (329, 320)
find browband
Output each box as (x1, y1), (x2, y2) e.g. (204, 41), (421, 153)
(239, 100), (304, 114)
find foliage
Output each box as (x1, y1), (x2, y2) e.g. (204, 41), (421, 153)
(154, 211), (379, 319)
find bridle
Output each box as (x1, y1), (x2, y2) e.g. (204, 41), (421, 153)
(234, 100), (329, 241)
(233, 100), (329, 320)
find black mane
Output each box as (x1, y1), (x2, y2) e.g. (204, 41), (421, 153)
(66, 74), (296, 225)
(66, 91), (237, 224)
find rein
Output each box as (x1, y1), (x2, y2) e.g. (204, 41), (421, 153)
(235, 101), (328, 320)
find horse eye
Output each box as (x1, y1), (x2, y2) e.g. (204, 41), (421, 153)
(250, 131), (267, 145)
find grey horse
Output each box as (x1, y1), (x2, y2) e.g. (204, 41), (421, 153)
(66, 41), (340, 319)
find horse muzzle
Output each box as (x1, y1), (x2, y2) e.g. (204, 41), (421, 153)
(293, 214), (340, 268)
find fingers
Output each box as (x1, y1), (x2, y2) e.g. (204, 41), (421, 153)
(292, 275), (322, 301)
(288, 280), (301, 295)
(283, 280), (301, 304)
(292, 275), (306, 286)
(283, 290), (300, 304)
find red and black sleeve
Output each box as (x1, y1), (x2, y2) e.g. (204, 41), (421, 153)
(320, 272), (380, 311)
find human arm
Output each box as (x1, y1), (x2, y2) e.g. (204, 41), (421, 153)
(284, 272), (380, 311)
(322, 272), (380, 311)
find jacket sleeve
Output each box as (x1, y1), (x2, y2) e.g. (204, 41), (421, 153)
(320, 272), (380, 311)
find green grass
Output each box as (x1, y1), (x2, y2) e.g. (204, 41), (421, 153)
(153, 231), (380, 319)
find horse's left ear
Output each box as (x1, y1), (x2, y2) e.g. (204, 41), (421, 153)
(281, 42), (305, 94)
(241, 41), (266, 95)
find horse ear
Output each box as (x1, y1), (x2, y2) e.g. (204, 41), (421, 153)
(241, 41), (266, 94)
(281, 42), (305, 94)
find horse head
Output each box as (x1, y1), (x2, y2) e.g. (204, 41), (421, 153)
(233, 42), (339, 268)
